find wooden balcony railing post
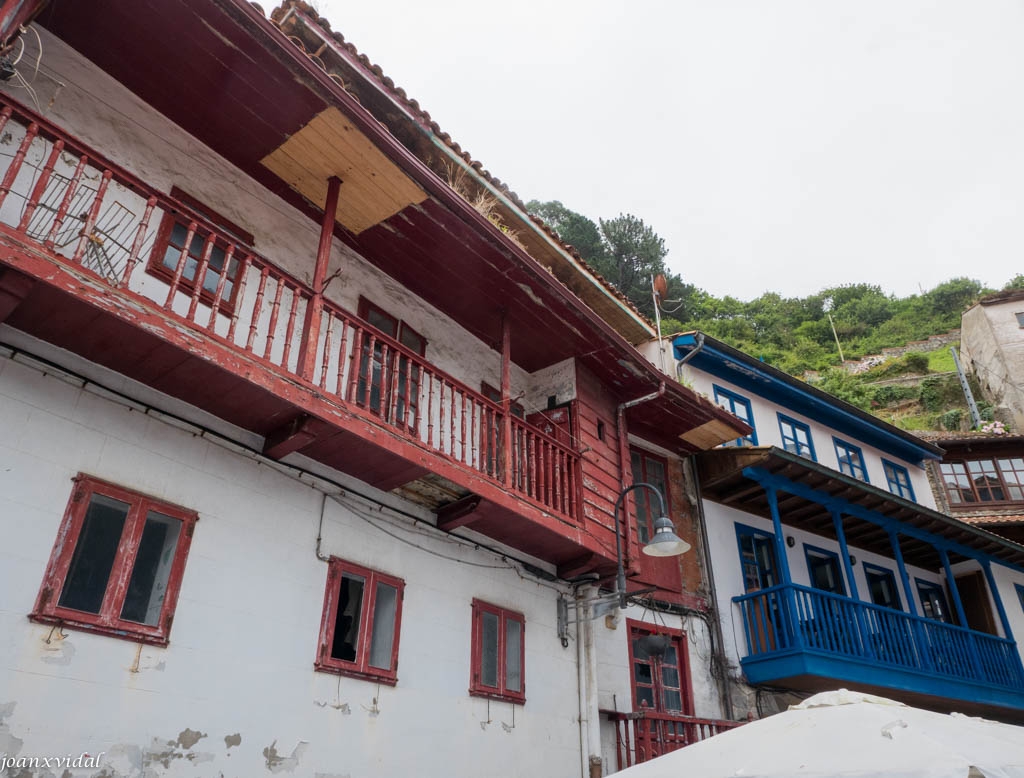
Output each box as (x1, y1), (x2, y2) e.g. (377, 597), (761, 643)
(500, 311), (512, 487)
(297, 176), (341, 382)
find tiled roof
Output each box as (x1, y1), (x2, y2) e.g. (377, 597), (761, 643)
(915, 430), (1024, 445)
(959, 514), (1024, 526)
(268, 1), (653, 332)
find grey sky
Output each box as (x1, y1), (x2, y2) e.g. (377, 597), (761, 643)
(319, 1), (1024, 302)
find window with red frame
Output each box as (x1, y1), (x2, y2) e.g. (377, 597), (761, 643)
(356, 297), (427, 428)
(470, 599), (525, 703)
(630, 448), (670, 545)
(146, 188), (254, 313)
(628, 621), (692, 715)
(31, 475), (198, 646)
(315, 558), (405, 684)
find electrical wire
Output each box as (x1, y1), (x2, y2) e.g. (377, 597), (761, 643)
(0, 337), (571, 592)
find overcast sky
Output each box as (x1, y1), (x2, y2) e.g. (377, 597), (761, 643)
(318, 1), (1024, 302)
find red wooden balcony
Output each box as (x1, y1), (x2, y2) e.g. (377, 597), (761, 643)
(0, 97), (590, 563)
(602, 709), (744, 770)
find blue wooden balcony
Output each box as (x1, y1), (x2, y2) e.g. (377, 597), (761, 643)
(734, 583), (1024, 712)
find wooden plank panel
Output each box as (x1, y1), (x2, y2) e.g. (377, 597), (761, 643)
(261, 107), (426, 234)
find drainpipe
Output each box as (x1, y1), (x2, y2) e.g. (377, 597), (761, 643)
(675, 333), (705, 381)
(616, 381), (666, 569)
(686, 457), (735, 720)
(575, 583), (603, 778)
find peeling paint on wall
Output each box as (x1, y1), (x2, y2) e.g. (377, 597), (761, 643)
(263, 740), (308, 773)
(0, 701), (24, 761)
(224, 733), (241, 750)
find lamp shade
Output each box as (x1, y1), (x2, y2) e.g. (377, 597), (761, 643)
(642, 515), (691, 557)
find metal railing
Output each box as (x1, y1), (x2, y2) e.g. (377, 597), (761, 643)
(734, 583), (1024, 690)
(0, 97), (581, 520)
(602, 709), (743, 770)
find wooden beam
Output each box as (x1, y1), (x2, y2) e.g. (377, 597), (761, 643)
(297, 175), (341, 381)
(436, 494), (483, 531)
(263, 413), (318, 459)
(557, 552), (604, 580)
(0, 266), (33, 321)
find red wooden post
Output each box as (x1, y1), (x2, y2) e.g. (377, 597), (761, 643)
(501, 310), (513, 487)
(297, 176), (341, 381)
(617, 405), (634, 569)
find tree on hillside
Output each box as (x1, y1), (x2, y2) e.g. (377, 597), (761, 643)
(1004, 274), (1024, 291)
(528, 200), (673, 318)
(595, 214), (668, 317)
(525, 200), (608, 267)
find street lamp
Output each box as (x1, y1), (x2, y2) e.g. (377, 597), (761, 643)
(613, 482), (691, 609)
(555, 482), (691, 645)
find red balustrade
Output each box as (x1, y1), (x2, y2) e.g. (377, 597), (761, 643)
(0, 97), (581, 521)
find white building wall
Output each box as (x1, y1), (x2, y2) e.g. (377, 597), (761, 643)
(962, 299), (1024, 432)
(682, 369), (936, 510)
(0, 348), (583, 778)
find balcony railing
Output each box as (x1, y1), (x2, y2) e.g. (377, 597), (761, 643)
(0, 97), (581, 521)
(602, 709), (743, 770)
(734, 583), (1024, 691)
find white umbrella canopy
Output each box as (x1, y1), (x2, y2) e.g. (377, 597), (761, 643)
(612, 689), (1024, 778)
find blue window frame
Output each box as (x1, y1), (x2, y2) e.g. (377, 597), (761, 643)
(863, 563), (901, 610)
(833, 438), (868, 482)
(915, 578), (951, 623)
(1015, 583), (1024, 613)
(883, 460), (916, 502)
(713, 385), (757, 447)
(735, 523), (779, 592)
(777, 414), (815, 460)
(804, 545), (845, 595)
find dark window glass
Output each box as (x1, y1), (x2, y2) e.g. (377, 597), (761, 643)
(58, 494), (130, 614)
(331, 573), (365, 662)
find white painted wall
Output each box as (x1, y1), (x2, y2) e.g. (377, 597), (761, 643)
(0, 349), (585, 778)
(962, 299), (1024, 432)
(682, 369), (936, 509)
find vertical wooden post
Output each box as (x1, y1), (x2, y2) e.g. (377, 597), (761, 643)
(297, 176), (342, 381)
(501, 310), (513, 487)
(764, 487), (802, 649)
(616, 405), (633, 569)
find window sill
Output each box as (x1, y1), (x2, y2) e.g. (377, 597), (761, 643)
(469, 687), (526, 706)
(314, 660), (398, 687)
(29, 612), (170, 647)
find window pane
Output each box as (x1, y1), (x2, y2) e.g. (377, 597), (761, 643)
(505, 617), (522, 692)
(367, 307), (398, 338)
(636, 687), (655, 708)
(661, 666), (680, 688)
(120, 511), (182, 625)
(663, 689), (683, 712)
(634, 662), (652, 684)
(58, 494), (130, 614)
(481, 611), (499, 687)
(368, 582), (398, 670)
(331, 574), (365, 662)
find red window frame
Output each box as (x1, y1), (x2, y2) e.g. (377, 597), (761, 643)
(357, 297), (427, 356)
(145, 187), (254, 314)
(629, 448), (671, 545)
(355, 297), (428, 429)
(315, 557), (405, 685)
(30, 474), (198, 647)
(470, 598), (526, 704)
(626, 619), (693, 715)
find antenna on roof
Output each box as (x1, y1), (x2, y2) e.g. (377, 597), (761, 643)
(652, 274), (668, 373)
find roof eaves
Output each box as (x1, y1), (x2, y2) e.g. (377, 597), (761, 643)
(673, 332), (945, 462)
(268, 0), (654, 341)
